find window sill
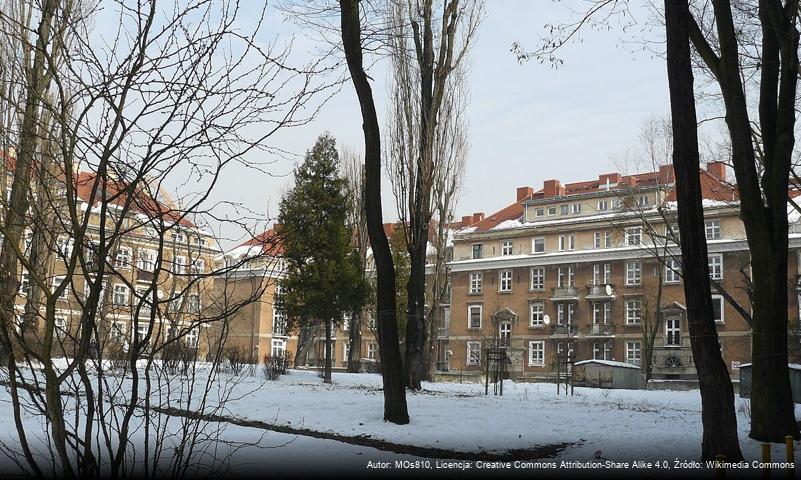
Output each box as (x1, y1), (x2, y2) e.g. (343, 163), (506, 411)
(528, 363), (545, 368)
(498, 290), (512, 295)
(529, 325), (545, 329)
(467, 292), (483, 296)
(624, 322), (642, 327)
(624, 283), (642, 288)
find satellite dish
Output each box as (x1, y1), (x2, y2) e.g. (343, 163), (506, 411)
(605, 284), (613, 296)
(543, 314), (551, 325)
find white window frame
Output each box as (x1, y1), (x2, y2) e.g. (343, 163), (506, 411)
(711, 294), (725, 323)
(593, 232), (601, 249)
(52, 275), (68, 299)
(528, 341), (545, 366)
(138, 249), (157, 272)
(529, 301), (544, 327)
(708, 254), (723, 280)
(624, 226), (642, 246)
(665, 257), (681, 283)
(626, 341), (642, 366)
(115, 247), (132, 269)
(625, 297), (642, 325)
(468, 304), (482, 329)
(113, 284), (129, 306)
(472, 244), (483, 259)
(469, 272), (482, 294)
(272, 338), (287, 357)
(467, 341), (481, 365)
(54, 315), (68, 339)
(367, 342), (377, 360)
(571, 203), (581, 214)
(625, 261), (641, 286)
(597, 200), (608, 211)
(532, 237), (545, 254)
(499, 270), (512, 292)
(705, 219), (721, 240)
(501, 240), (513, 256)
(530, 267), (544, 290)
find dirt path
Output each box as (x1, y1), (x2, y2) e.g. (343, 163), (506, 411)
(152, 405), (575, 461)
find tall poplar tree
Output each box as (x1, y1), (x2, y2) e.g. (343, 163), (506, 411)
(278, 133), (368, 384)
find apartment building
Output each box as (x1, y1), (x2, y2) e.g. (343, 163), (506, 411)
(215, 225), (380, 367)
(446, 162), (801, 381)
(6, 169), (220, 359)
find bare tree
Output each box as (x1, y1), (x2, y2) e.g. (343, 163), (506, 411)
(0, 0), (331, 476)
(340, 0), (410, 424)
(665, 0), (743, 460)
(384, 0), (482, 390)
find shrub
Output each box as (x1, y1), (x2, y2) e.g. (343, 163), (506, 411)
(224, 345), (249, 375)
(263, 352), (292, 381)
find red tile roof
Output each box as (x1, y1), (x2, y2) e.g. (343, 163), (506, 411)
(233, 226), (284, 256)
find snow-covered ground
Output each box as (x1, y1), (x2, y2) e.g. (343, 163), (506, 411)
(0, 364), (798, 477)
(222, 369), (801, 462)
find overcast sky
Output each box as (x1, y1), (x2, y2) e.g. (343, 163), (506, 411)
(206, 1), (672, 249)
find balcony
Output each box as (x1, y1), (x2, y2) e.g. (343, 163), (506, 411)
(587, 324), (615, 336)
(550, 286), (579, 302)
(553, 324), (577, 336)
(585, 283), (615, 300)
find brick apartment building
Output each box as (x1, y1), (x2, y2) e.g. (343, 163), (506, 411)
(442, 162), (801, 381)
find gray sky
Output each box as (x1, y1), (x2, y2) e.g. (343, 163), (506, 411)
(208, 1), (671, 249)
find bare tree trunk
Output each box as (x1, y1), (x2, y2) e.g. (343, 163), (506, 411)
(664, 0), (743, 461)
(339, 0), (409, 424)
(347, 310), (362, 372)
(324, 318), (332, 383)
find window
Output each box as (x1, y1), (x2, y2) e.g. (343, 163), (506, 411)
(138, 249), (157, 272)
(472, 244), (483, 259)
(501, 240), (513, 256)
(185, 328), (199, 348)
(612, 198), (621, 209)
(343, 342), (350, 363)
(528, 341), (545, 366)
(560, 205), (569, 215)
(530, 301), (544, 326)
(705, 219), (721, 240)
(665, 257), (681, 283)
(53, 276), (68, 299)
(604, 230), (612, 248)
(593, 342), (611, 360)
(666, 317), (681, 346)
(113, 285), (129, 306)
(532, 237), (545, 254)
(593, 232), (601, 249)
(272, 339), (286, 357)
(57, 237), (74, 258)
(367, 343), (377, 360)
(469, 272), (482, 294)
(172, 233), (186, 244)
(187, 294), (200, 313)
(19, 271), (30, 296)
(193, 237), (207, 247)
(592, 301), (611, 325)
(54, 316), (68, 340)
(571, 204), (581, 214)
(468, 304), (482, 329)
(624, 227), (642, 246)
(626, 341), (642, 365)
(557, 266), (574, 287)
(597, 200), (609, 211)
(625, 298), (642, 325)
(557, 304), (575, 325)
(638, 194), (650, 206)
(114, 247), (132, 269)
(273, 301), (287, 336)
(625, 261), (641, 286)
(467, 341), (481, 365)
(530, 267), (544, 290)
(111, 321), (127, 342)
(568, 235), (575, 250)
(499, 321), (511, 347)
(559, 235), (575, 251)
(535, 208), (544, 217)
(558, 236), (565, 251)
(499, 270), (512, 292)
(592, 264), (611, 285)
(547, 207), (557, 216)
(666, 223), (680, 242)
(712, 295), (724, 323)
(708, 254), (723, 280)
(191, 258), (205, 274)
(174, 256), (186, 274)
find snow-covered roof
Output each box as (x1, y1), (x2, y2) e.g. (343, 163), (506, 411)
(574, 359), (641, 370)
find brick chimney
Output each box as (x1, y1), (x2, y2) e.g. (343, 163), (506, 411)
(472, 212), (485, 224)
(543, 179), (562, 198)
(461, 215), (472, 226)
(658, 164), (675, 183)
(516, 186), (534, 201)
(706, 161), (726, 181)
(598, 173), (621, 187)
